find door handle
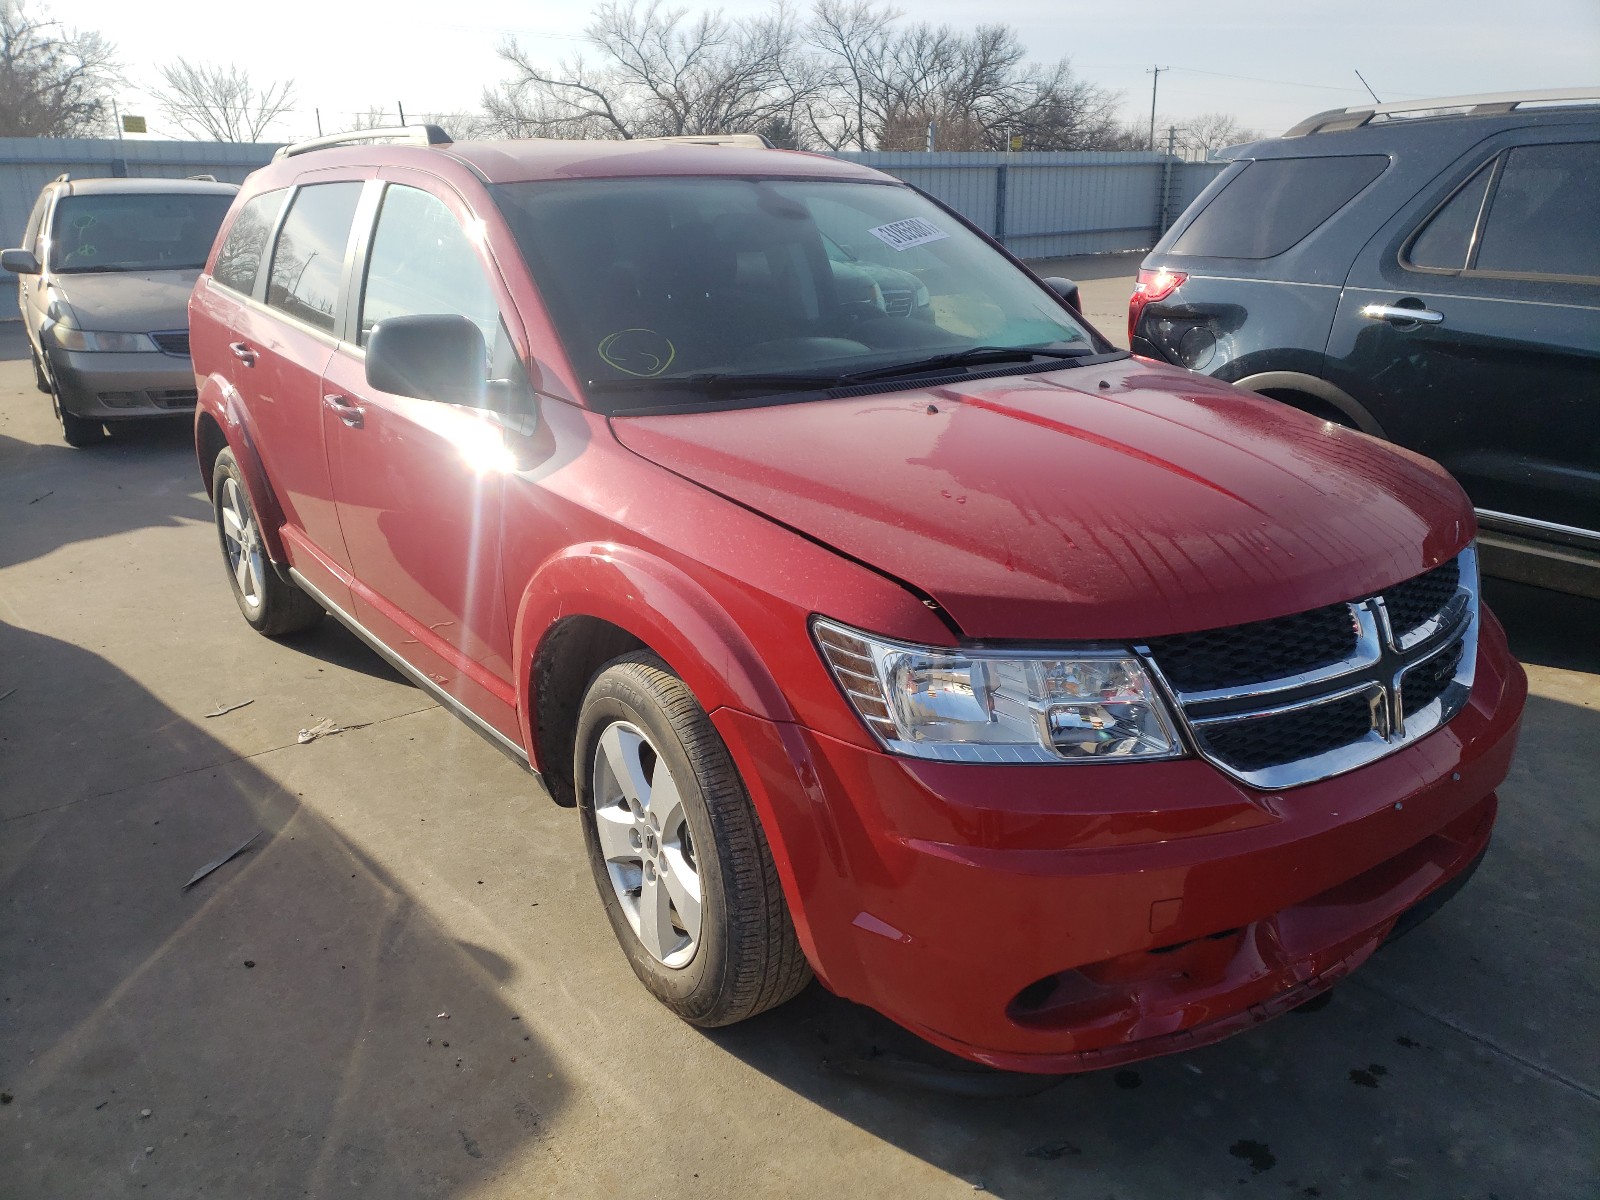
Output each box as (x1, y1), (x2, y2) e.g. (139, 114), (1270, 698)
(1359, 303), (1444, 327)
(323, 393), (364, 428)
(229, 341), (258, 366)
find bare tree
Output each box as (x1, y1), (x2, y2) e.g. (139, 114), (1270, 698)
(1175, 111), (1261, 159)
(0, 0), (119, 137)
(491, 0), (810, 139)
(152, 58), (295, 142)
(344, 104), (493, 139)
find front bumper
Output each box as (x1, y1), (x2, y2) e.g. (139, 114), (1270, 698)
(714, 608), (1526, 1073)
(45, 344), (198, 419)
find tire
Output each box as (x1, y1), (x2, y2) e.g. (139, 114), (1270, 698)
(211, 448), (323, 636)
(575, 652), (811, 1027)
(51, 384), (105, 447)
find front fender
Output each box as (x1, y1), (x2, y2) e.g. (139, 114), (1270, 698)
(194, 372), (290, 565)
(512, 542), (797, 761)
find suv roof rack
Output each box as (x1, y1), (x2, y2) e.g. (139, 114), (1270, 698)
(643, 133), (774, 148)
(1284, 87), (1600, 137)
(273, 124), (454, 161)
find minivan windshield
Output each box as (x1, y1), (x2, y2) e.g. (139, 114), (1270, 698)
(494, 177), (1106, 411)
(49, 192), (234, 274)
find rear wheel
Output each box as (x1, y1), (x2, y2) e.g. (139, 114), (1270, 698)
(211, 448), (323, 636)
(575, 652), (811, 1027)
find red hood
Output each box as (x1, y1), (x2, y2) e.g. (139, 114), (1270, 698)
(610, 359), (1473, 640)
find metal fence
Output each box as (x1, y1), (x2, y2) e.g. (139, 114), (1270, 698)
(826, 150), (1227, 259)
(1, 138), (1227, 283)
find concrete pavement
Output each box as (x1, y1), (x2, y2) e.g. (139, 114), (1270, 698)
(1, 315), (1596, 1199)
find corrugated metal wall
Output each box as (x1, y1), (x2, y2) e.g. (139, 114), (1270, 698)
(827, 150), (1227, 258)
(1, 139), (1226, 283)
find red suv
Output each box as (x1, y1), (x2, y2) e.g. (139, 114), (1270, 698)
(190, 127), (1526, 1074)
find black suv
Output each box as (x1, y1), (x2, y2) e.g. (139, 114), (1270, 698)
(1131, 89), (1599, 599)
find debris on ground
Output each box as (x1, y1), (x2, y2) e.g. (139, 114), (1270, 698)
(0, 688), (15, 703)
(297, 717), (371, 744)
(204, 699), (254, 718)
(181, 831), (262, 891)
(140, 1109), (152, 1119)
(28, 491), (52, 505)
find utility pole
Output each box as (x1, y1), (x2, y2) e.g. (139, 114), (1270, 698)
(1146, 65), (1168, 151)
(926, 120), (936, 153)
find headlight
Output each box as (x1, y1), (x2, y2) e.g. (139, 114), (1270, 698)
(51, 327), (158, 353)
(912, 280), (930, 308)
(813, 618), (1185, 763)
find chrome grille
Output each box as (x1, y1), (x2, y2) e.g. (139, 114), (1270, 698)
(1141, 545), (1479, 790)
(881, 291), (914, 316)
(150, 329), (191, 357)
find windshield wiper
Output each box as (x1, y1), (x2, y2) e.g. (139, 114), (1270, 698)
(836, 345), (1096, 384)
(589, 371), (838, 396)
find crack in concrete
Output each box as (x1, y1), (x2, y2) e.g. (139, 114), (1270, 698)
(1352, 976), (1600, 1104)
(0, 702), (443, 823)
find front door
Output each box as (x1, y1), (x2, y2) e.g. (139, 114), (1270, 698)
(324, 178), (524, 744)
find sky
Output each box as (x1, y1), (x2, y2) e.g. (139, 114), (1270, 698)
(56, 0), (1600, 144)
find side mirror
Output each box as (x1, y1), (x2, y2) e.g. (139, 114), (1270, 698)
(1043, 276), (1081, 314)
(366, 314), (487, 407)
(2, 248), (41, 275)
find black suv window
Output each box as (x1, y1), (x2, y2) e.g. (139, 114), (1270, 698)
(1406, 162), (1495, 271)
(266, 182), (363, 333)
(1171, 155), (1389, 259)
(1476, 142), (1600, 279)
(213, 189), (287, 296)
(359, 185), (499, 345)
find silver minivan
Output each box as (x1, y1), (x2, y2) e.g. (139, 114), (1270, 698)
(3, 176), (236, 446)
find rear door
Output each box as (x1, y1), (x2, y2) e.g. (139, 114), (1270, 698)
(1328, 131), (1600, 536)
(322, 173), (527, 744)
(237, 175), (370, 605)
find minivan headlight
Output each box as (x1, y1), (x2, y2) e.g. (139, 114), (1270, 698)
(812, 618), (1185, 763)
(50, 327), (158, 353)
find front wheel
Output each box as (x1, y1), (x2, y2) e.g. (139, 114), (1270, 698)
(51, 385), (104, 447)
(211, 448), (323, 636)
(575, 652), (811, 1027)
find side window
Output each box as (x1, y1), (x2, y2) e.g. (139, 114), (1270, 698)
(266, 182), (364, 333)
(1170, 155), (1389, 259)
(1474, 142), (1600, 279)
(23, 191), (50, 257)
(359, 185), (499, 345)
(1405, 161), (1495, 272)
(213, 189), (287, 295)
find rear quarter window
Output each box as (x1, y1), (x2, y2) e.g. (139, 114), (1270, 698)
(213, 189), (287, 295)
(1171, 154), (1389, 259)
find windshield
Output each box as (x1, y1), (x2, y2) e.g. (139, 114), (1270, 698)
(49, 192), (234, 274)
(494, 177), (1105, 411)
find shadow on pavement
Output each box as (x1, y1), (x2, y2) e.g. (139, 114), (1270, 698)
(0, 620), (565, 1198)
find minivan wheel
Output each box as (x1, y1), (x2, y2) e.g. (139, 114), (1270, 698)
(211, 448), (323, 636)
(574, 652), (811, 1027)
(52, 386), (105, 447)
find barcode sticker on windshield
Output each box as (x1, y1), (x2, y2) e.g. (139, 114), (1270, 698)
(867, 217), (949, 252)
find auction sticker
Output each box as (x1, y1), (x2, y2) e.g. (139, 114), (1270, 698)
(867, 217), (950, 252)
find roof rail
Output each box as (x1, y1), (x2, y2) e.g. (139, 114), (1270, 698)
(643, 133), (774, 148)
(1284, 87), (1600, 137)
(272, 124), (454, 161)
(53, 172), (71, 183)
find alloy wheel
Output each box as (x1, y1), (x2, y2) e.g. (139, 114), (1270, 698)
(590, 720), (703, 968)
(219, 477), (266, 610)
